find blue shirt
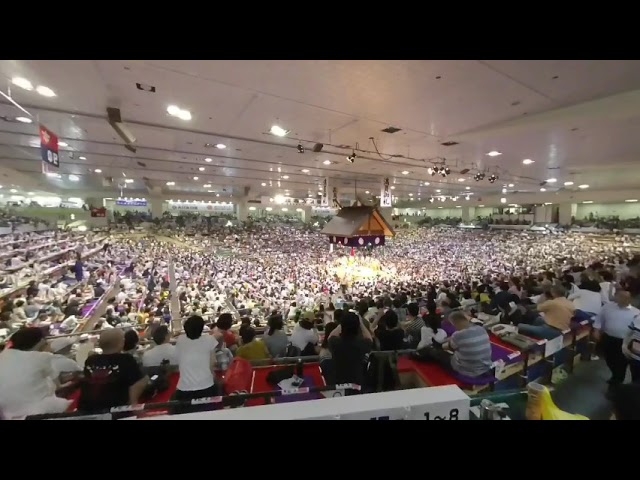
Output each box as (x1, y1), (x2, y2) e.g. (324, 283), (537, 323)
(593, 303), (640, 339)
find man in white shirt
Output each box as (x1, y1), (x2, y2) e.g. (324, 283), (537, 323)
(116, 288), (127, 304)
(142, 325), (176, 367)
(0, 327), (72, 419)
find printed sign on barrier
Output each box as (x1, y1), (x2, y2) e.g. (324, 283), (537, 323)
(544, 335), (564, 357)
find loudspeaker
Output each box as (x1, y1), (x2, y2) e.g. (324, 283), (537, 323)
(312, 143), (324, 152)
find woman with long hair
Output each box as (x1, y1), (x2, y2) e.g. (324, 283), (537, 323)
(263, 314), (288, 358)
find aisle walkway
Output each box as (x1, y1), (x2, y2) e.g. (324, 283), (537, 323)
(553, 360), (613, 420)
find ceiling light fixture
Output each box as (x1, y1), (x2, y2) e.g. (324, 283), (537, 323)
(546, 178), (557, 183)
(79, 156), (86, 160)
(500, 197), (507, 203)
(15, 116), (32, 124)
(46, 172), (61, 178)
(11, 77), (33, 91)
(486, 151), (502, 157)
(625, 199), (638, 203)
(522, 159), (535, 165)
(167, 105), (191, 121)
(36, 86), (56, 97)
(68, 174), (79, 181)
(297, 143), (305, 154)
(203, 184), (211, 188)
(457, 178), (465, 182)
(205, 158), (213, 163)
(582, 201), (594, 204)
(124, 178), (134, 184)
(564, 181), (574, 186)
(365, 190), (370, 194)
(578, 184), (589, 189)
(261, 182), (267, 187)
(402, 171), (410, 175)
(323, 160), (331, 165)
(193, 176), (199, 180)
(58, 142), (68, 147)
(540, 187), (546, 192)
(215, 144), (226, 149)
(465, 186), (471, 190)
(282, 175), (289, 179)
(301, 169), (309, 173)
(166, 181), (175, 186)
(435, 189), (441, 193)
(508, 183), (515, 187)
(198, 167), (205, 171)
(270, 125), (289, 137)
(390, 186), (396, 190)
(94, 169), (102, 173)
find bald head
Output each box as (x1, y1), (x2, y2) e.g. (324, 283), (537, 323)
(615, 290), (632, 308)
(99, 328), (125, 353)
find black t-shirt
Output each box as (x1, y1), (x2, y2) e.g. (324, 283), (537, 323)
(328, 336), (373, 386)
(78, 353), (144, 413)
(375, 328), (406, 351)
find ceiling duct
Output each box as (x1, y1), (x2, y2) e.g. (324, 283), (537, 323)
(107, 107), (137, 153)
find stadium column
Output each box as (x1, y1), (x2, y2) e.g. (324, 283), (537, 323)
(300, 205), (312, 223)
(149, 197), (164, 219)
(462, 206), (475, 222)
(534, 205), (552, 223)
(558, 203), (577, 226)
(237, 198), (249, 222)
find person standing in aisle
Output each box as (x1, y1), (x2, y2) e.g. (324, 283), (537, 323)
(593, 290), (640, 393)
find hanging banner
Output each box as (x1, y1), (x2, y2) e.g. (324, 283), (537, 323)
(321, 177), (330, 207)
(116, 199), (148, 207)
(90, 207), (107, 217)
(332, 187), (339, 208)
(40, 125), (60, 170)
(168, 201), (234, 213)
(380, 178), (392, 207)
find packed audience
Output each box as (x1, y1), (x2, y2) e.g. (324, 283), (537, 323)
(1, 219), (640, 419)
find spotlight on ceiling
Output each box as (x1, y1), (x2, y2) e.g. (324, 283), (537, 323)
(346, 151), (356, 164)
(488, 174), (498, 183)
(444, 167), (451, 175)
(297, 143), (305, 154)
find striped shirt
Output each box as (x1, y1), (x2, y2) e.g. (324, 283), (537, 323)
(449, 325), (492, 377)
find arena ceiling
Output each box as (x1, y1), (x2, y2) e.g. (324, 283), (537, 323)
(1, 60), (640, 205)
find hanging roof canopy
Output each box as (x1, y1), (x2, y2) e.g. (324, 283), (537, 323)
(321, 206), (395, 238)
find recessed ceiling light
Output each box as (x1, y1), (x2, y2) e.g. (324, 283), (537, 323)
(58, 142), (68, 147)
(544, 202), (552, 205)
(216, 193), (220, 197)
(124, 178), (134, 184)
(167, 105), (191, 120)
(423, 182), (430, 186)
(500, 197), (507, 203)
(323, 160), (331, 165)
(207, 190), (215, 193)
(68, 174), (79, 181)
(502, 188), (507, 194)
(546, 178), (557, 183)
(166, 181), (175, 186)
(540, 187), (546, 192)
(625, 199), (638, 203)
(508, 183), (515, 187)
(205, 157), (212, 163)
(456, 205), (462, 208)
(15, 116), (32, 124)
(203, 184), (211, 188)
(435, 189), (441, 193)
(215, 144), (226, 149)
(578, 184), (589, 189)
(438, 207), (443, 209)
(94, 169), (102, 173)
(401, 171), (410, 175)
(282, 175), (289, 179)
(79, 156), (86, 160)
(582, 201), (594, 204)
(11, 77), (33, 91)
(522, 159), (535, 165)
(465, 186), (471, 190)
(9, 189), (17, 193)
(198, 167), (205, 171)
(564, 181), (574, 186)
(301, 169), (310, 173)
(193, 176), (199, 180)
(270, 125), (289, 137)
(486, 151), (502, 157)
(408, 193), (413, 196)
(457, 178), (465, 182)
(36, 86), (56, 97)
(390, 186), (396, 190)
(261, 182), (267, 187)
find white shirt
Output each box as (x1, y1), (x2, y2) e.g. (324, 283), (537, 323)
(116, 291), (127, 304)
(417, 327), (448, 349)
(290, 324), (319, 350)
(0, 349), (71, 419)
(142, 343), (177, 367)
(51, 354), (82, 377)
(568, 289), (602, 315)
(175, 334), (218, 392)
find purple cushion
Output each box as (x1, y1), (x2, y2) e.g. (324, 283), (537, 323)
(441, 320), (456, 337)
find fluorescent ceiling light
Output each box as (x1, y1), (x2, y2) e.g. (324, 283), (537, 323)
(68, 174), (79, 181)
(198, 167), (205, 171)
(540, 188), (546, 192)
(36, 86), (56, 97)
(465, 186), (471, 190)
(11, 77), (33, 91)
(15, 116), (32, 124)
(508, 183), (514, 187)
(203, 184), (211, 188)
(94, 169), (102, 173)
(390, 186), (396, 190)
(578, 184), (589, 189)
(177, 110), (191, 121)
(124, 179), (134, 184)
(625, 199), (638, 203)
(249, 206), (256, 211)
(301, 169), (309, 173)
(215, 144), (226, 149)
(502, 188), (507, 194)
(408, 193), (413, 196)
(166, 181), (175, 186)
(167, 105), (191, 120)
(486, 151), (502, 157)
(457, 178), (465, 182)
(522, 159), (534, 165)
(205, 158), (213, 163)
(500, 198), (507, 203)
(282, 175), (289, 179)
(402, 171), (410, 175)
(270, 125), (289, 137)
(435, 189), (441, 193)
(456, 206), (461, 208)
(424, 182), (430, 186)
(265, 207), (273, 211)
(582, 201), (593, 204)
(167, 105), (181, 116)
(261, 182), (267, 186)
(215, 194), (220, 197)
(193, 176), (199, 180)
(546, 178), (557, 183)
(79, 156), (86, 160)
(58, 142), (68, 147)
(437, 207), (443, 209)
(563, 181), (574, 186)
(323, 160), (331, 165)
(479, 205), (485, 207)
(207, 190), (215, 193)
(365, 191), (370, 194)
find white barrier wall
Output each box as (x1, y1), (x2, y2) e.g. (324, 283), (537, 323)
(125, 385), (470, 421)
